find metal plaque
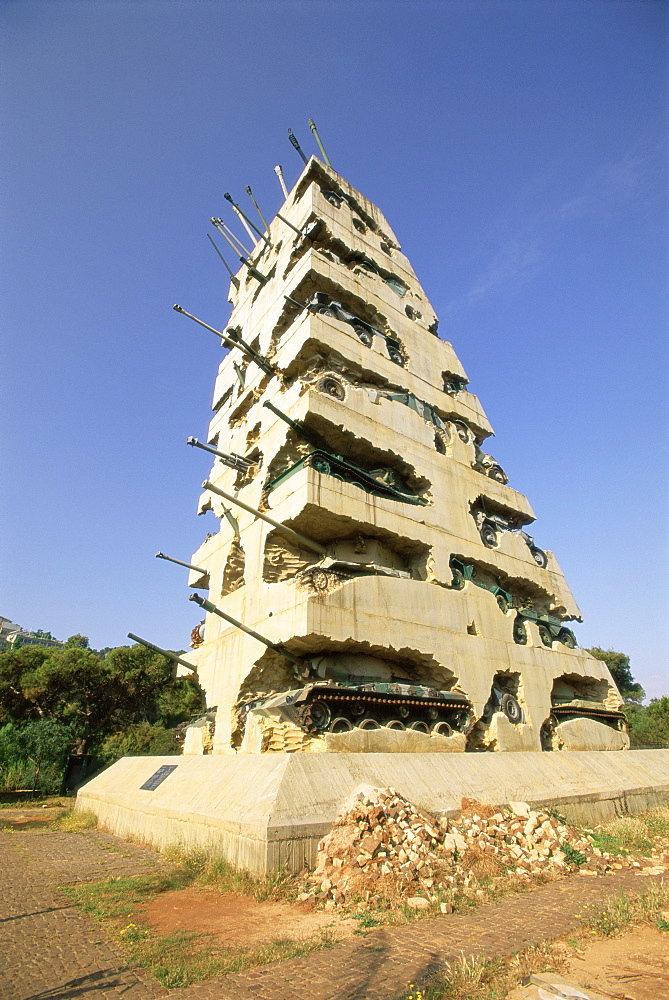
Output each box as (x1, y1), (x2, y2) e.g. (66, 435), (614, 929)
(140, 764), (178, 791)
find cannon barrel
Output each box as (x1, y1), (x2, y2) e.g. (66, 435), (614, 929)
(288, 128), (308, 164)
(308, 118), (333, 168)
(173, 304), (275, 376)
(211, 217), (251, 257)
(188, 594), (305, 672)
(210, 220), (269, 284)
(206, 234), (240, 289)
(262, 399), (322, 449)
(186, 436), (253, 472)
(245, 185), (270, 234)
(274, 164), (288, 198)
(201, 480), (326, 555)
(155, 551), (207, 575)
(276, 212), (303, 236)
(223, 193), (271, 247)
(127, 633), (196, 672)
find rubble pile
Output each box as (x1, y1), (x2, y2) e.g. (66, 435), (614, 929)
(299, 787), (614, 909)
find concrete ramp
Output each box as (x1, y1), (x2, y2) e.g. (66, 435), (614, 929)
(76, 750), (669, 874)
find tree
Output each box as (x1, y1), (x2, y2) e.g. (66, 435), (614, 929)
(586, 648), (646, 703)
(64, 634), (90, 649)
(0, 642), (203, 753)
(626, 697), (669, 749)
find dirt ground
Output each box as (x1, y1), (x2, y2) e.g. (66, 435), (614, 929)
(136, 886), (358, 947)
(563, 924), (669, 1000)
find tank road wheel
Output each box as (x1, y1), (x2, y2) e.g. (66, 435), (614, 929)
(359, 718), (381, 730)
(330, 717), (353, 733)
(538, 626), (553, 647)
(427, 706), (439, 721)
(387, 346), (405, 366)
(350, 700), (365, 716)
(513, 618), (528, 644)
(307, 699), (332, 732)
(409, 720), (431, 734)
(558, 629), (576, 648)
(432, 721), (453, 738)
(386, 720), (406, 731)
(353, 326), (373, 346)
(310, 455), (331, 475)
(317, 376), (345, 400)
(481, 524), (498, 548)
(501, 694), (523, 725)
(453, 709), (472, 732)
(489, 465), (507, 483)
(496, 594), (509, 613)
(531, 547), (548, 568)
(451, 568), (465, 590)
(398, 704), (410, 718)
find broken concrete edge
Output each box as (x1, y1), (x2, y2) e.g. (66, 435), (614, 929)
(75, 750), (669, 875)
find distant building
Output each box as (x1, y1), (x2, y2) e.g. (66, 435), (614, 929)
(0, 615), (65, 651)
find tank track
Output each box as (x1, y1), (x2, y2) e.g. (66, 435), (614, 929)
(551, 705), (628, 730)
(293, 685), (473, 736)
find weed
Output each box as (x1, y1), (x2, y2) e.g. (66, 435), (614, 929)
(561, 843), (586, 867)
(52, 809), (97, 832)
(592, 815), (653, 857)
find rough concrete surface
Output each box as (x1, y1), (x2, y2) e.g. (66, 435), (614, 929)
(77, 749), (669, 873)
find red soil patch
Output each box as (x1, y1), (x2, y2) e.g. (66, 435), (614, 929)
(136, 887), (355, 947)
(564, 925), (669, 1000)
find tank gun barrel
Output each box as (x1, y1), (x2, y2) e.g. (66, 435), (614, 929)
(308, 119), (333, 168)
(173, 305), (275, 376)
(155, 552), (207, 575)
(188, 595), (306, 673)
(288, 128), (308, 164)
(223, 193), (271, 247)
(205, 234), (240, 289)
(201, 480), (326, 555)
(245, 185), (270, 234)
(274, 164), (288, 198)
(209, 220), (269, 284)
(186, 436), (254, 471)
(127, 633), (197, 672)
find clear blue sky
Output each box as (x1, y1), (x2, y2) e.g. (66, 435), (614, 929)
(2, 1), (667, 697)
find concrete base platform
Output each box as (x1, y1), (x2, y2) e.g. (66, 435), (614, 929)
(76, 750), (669, 874)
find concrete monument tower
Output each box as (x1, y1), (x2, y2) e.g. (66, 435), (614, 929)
(175, 146), (628, 757)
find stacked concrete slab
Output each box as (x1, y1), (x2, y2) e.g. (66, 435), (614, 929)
(182, 157), (627, 756)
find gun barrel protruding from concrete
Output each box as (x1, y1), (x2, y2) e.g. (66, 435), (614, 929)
(173, 304), (275, 376)
(186, 436), (254, 472)
(201, 480), (327, 555)
(223, 193), (272, 247)
(308, 119), (333, 168)
(155, 552), (208, 575)
(127, 633), (197, 672)
(288, 128), (308, 164)
(274, 164), (288, 198)
(188, 594), (305, 671)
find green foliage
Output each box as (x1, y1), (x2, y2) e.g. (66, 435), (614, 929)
(586, 647), (646, 703)
(0, 719), (73, 793)
(64, 634), (90, 648)
(626, 696), (669, 749)
(98, 723), (181, 764)
(0, 641), (204, 754)
(561, 843), (586, 867)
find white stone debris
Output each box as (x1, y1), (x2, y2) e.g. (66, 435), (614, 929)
(299, 788), (617, 908)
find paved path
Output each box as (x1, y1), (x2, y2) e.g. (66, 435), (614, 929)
(0, 827), (665, 1000)
(0, 830), (165, 1000)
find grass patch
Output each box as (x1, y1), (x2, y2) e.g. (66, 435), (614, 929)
(64, 850), (331, 987)
(51, 808), (97, 832)
(400, 881), (669, 999)
(590, 808), (669, 858)
(114, 925), (335, 988)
